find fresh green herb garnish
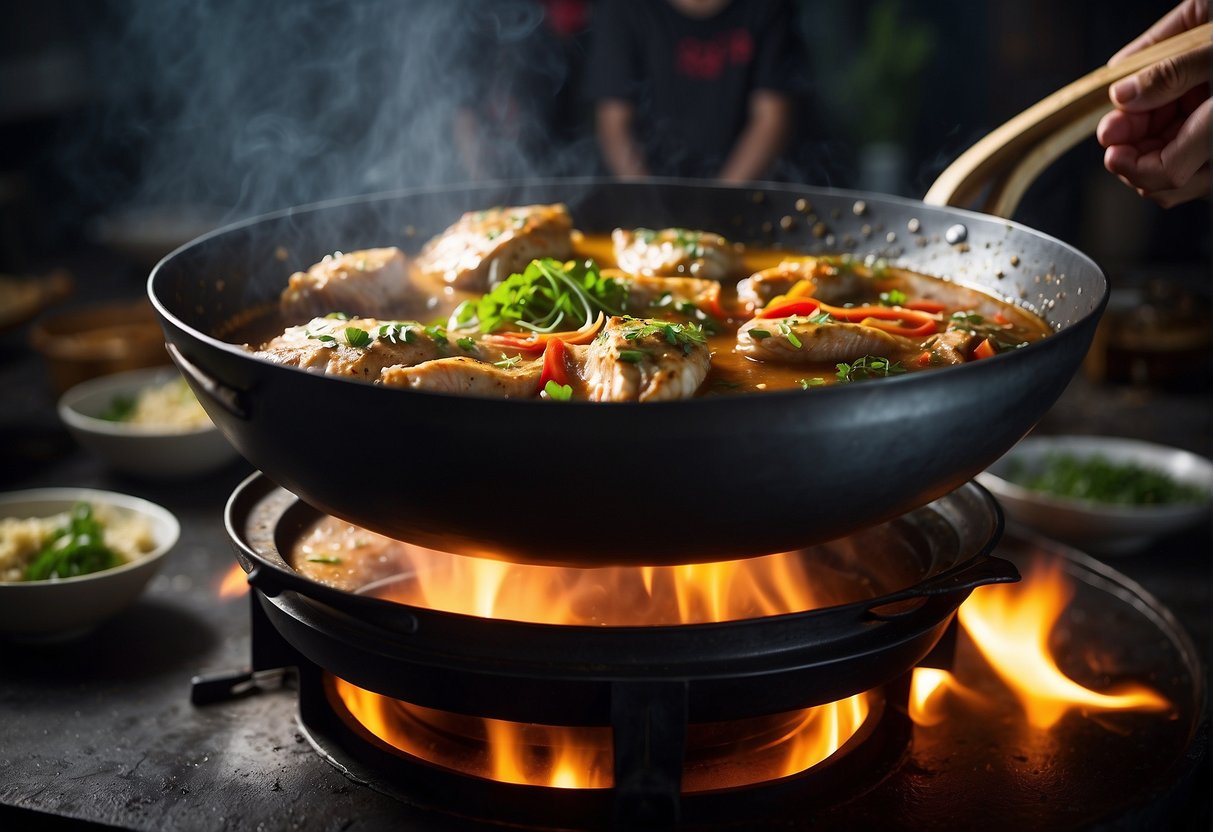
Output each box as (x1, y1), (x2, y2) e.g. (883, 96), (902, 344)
(344, 327), (372, 348)
(799, 377), (827, 389)
(620, 318), (707, 354)
(456, 258), (624, 335)
(879, 289), (907, 306)
(23, 502), (122, 581)
(425, 324), (449, 346)
(324, 312), (351, 320)
(618, 349), (648, 363)
(807, 311), (833, 325)
(543, 381), (573, 401)
(948, 310), (1029, 352)
(749, 329), (771, 340)
(493, 354), (522, 369)
(306, 556), (344, 565)
(377, 322), (417, 344)
(671, 228), (708, 259)
(456, 336), (478, 352)
(835, 355), (906, 383)
(99, 394), (137, 422)
(1007, 454), (1211, 506)
(777, 319), (803, 349)
(308, 323), (377, 349)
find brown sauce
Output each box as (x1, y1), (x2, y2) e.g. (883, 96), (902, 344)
(228, 234), (1052, 396)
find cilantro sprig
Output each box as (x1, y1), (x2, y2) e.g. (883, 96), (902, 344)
(835, 355), (906, 383)
(24, 503), (122, 581)
(619, 317), (707, 355)
(454, 258), (625, 335)
(949, 310), (1029, 352)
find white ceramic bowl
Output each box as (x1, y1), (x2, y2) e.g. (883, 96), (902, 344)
(58, 366), (242, 479)
(0, 488), (180, 640)
(976, 435), (1213, 556)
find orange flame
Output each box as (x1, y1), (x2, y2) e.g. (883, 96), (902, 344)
(331, 676), (872, 791)
(908, 667), (953, 727)
(913, 558), (1170, 730)
(293, 516), (894, 626)
(218, 563), (249, 599)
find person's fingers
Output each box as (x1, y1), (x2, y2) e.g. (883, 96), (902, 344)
(1097, 109), (1150, 146)
(1142, 97), (1211, 188)
(1097, 102), (1184, 147)
(1109, 0), (1209, 65)
(1110, 41), (1211, 111)
(1104, 100), (1211, 196)
(1144, 164), (1211, 208)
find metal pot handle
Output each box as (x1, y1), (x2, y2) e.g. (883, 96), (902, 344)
(924, 23), (1212, 218)
(167, 342), (252, 420)
(864, 554), (1020, 622)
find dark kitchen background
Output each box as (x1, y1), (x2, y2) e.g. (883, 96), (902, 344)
(1, 0), (1209, 280)
(2, 2), (1211, 830)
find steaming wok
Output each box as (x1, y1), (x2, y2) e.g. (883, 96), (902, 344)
(150, 176), (1103, 565)
(167, 29), (1213, 563)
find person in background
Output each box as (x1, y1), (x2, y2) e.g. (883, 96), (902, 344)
(1096, 0), (1210, 207)
(586, 0), (804, 182)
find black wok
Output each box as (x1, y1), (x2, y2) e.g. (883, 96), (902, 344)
(149, 176), (1105, 566)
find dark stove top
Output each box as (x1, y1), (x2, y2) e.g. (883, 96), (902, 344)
(1, 264), (1210, 831)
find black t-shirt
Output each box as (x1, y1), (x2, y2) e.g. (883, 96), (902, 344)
(586, 0), (802, 178)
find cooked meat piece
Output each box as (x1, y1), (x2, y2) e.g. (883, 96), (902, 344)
(253, 317), (448, 381)
(413, 203), (573, 294)
(922, 328), (976, 365)
(611, 271), (724, 319)
(572, 316), (710, 402)
(612, 227), (738, 281)
(736, 258), (874, 311)
(279, 248), (414, 323)
(736, 316), (917, 365)
(381, 356), (542, 397)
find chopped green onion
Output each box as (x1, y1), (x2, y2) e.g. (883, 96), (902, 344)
(543, 381), (573, 401)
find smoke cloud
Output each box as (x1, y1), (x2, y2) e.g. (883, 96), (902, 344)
(59, 0), (596, 227)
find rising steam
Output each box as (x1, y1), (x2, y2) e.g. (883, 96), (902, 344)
(61, 0), (596, 226)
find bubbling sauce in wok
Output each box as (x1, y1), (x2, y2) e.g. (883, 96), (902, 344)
(238, 203), (1053, 401)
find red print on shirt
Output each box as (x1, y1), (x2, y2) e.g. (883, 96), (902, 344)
(675, 28), (754, 80)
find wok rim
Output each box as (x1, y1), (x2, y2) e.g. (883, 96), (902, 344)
(146, 175), (1109, 411)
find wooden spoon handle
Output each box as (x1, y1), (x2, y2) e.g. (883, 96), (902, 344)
(924, 22), (1212, 218)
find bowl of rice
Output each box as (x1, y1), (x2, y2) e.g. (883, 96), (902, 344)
(58, 366), (242, 479)
(0, 488), (179, 640)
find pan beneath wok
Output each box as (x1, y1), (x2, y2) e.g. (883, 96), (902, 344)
(149, 177), (1106, 566)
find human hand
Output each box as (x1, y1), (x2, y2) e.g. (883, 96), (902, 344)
(1095, 0), (1210, 207)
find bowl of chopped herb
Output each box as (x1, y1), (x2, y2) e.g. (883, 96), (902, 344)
(0, 488), (179, 640)
(976, 435), (1213, 555)
(58, 366), (242, 479)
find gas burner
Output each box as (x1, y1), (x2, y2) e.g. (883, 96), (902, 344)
(197, 473), (1206, 830)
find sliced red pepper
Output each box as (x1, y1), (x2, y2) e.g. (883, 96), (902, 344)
(538, 338), (569, 389)
(906, 299), (948, 314)
(758, 299), (822, 319)
(760, 297), (938, 338)
(484, 313), (604, 352)
(916, 350), (933, 367)
(992, 312), (1010, 325)
(972, 338), (997, 360)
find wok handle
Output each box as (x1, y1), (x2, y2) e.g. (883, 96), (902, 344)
(167, 341), (252, 420)
(864, 554), (1020, 622)
(924, 22), (1212, 218)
